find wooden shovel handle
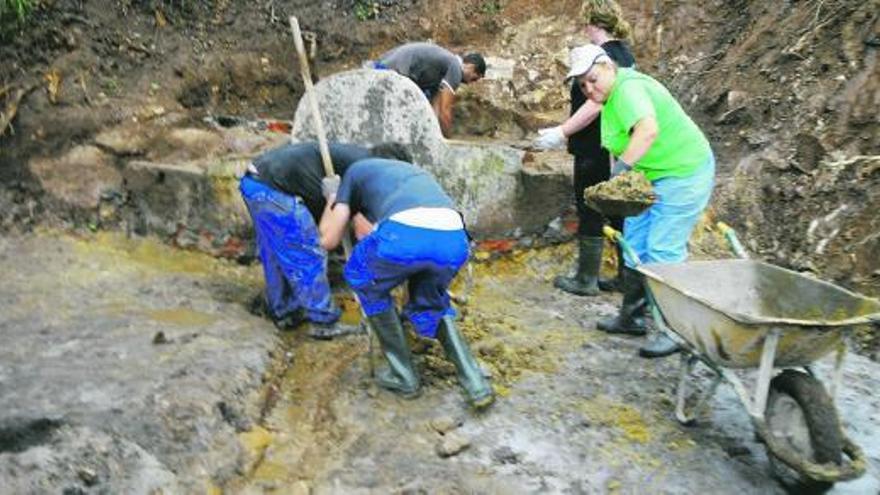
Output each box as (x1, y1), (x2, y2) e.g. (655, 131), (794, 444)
(289, 16), (335, 178)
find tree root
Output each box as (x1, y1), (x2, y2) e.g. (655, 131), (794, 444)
(0, 84), (37, 137)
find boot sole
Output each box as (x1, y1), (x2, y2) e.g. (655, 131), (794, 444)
(377, 381), (422, 399)
(638, 346), (681, 359)
(469, 392), (496, 410)
(553, 281), (600, 297)
(308, 326), (363, 340)
(596, 326), (647, 336)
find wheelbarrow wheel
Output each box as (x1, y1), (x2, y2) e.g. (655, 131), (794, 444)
(765, 370), (842, 494)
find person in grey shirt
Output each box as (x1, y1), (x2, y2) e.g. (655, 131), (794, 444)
(374, 42), (486, 138)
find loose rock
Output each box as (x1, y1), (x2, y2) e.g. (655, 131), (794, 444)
(491, 446), (521, 465)
(435, 432), (470, 458)
(429, 416), (462, 435)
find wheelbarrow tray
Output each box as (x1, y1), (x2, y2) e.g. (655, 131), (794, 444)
(637, 259), (880, 369)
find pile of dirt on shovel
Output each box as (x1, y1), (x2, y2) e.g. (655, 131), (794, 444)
(584, 171), (655, 204)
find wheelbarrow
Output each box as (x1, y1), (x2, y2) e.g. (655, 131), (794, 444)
(603, 223), (878, 492)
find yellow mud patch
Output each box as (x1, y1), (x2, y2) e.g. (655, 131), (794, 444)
(239, 425), (274, 454)
(69, 230), (261, 284)
(580, 395), (653, 444)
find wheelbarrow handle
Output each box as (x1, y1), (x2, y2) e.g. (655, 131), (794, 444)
(716, 222), (750, 260)
(602, 225), (621, 242)
(602, 225), (643, 266)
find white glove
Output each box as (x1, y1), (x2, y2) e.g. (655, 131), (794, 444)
(321, 175), (340, 199)
(533, 126), (567, 150)
(610, 158), (632, 178)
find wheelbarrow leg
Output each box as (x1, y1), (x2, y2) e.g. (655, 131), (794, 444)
(829, 339), (847, 404)
(753, 329), (780, 418)
(675, 354), (695, 424)
(675, 353), (722, 425)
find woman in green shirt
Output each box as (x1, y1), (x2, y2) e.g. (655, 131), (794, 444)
(567, 44), (716, 358)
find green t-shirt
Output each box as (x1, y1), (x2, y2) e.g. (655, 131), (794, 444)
(600, 68), (711, 181)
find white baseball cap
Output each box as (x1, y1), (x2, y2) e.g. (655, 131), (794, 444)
(565, 44), (611, 80)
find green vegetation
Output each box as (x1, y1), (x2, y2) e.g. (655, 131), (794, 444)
(1, 0), (34, 22)
(353, 0), (380, 21)
(480, 0), (503, 15)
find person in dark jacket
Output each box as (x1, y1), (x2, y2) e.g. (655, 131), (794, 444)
(371, 42), (486, 138)
(534, 0), (635, 297)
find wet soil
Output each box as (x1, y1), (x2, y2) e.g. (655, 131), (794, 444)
(0, 233), (877, 493)
(0, 231), (274, 493)
(228, 244), (880, 494)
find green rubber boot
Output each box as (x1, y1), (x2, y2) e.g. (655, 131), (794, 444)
(368, 309), (421, 398)
(596, 267), (648, 336)
(437, 316), (495, 410)
(553, 236), (604, 296)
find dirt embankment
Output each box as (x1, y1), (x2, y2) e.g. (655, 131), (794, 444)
(1, 2), (878, 326)
(0, 0), (501, 229)
(636, 0), (880, 299)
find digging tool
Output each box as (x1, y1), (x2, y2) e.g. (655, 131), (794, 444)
(289, 16), (375, 372)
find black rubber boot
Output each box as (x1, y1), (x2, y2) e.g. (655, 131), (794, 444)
(639, 332), (680, 358)
(368, 309), (421, 398)
(437, 316), (495, 410)
(596, 268), (648, 336)
(553, 236), (604, 296)
(598, 244), (625, 293)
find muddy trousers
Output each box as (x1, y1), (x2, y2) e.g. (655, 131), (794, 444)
(344, 220), (468, 338)
(239, 175), (340, 324)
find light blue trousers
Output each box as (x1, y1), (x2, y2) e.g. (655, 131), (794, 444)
(623, 154), (715, 267)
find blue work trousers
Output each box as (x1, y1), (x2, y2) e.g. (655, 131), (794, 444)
(624, 154), (716, 267)
(345, 220), (468, 338)
(239, 175), (339, 324)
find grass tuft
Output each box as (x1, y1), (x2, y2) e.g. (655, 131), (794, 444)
(1, 0), (34, 22)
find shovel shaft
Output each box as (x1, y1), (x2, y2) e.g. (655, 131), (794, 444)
(289, 16), (335, 180)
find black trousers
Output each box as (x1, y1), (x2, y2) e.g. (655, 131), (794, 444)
(573, 154), (623, 237)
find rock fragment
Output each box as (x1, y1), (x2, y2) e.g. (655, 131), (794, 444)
(435, 432), (470, 458)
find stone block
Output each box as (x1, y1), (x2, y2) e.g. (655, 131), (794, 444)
(291, 69), (568, 237)
(28, 145), (122, 210)
(123, 159), (250, 255)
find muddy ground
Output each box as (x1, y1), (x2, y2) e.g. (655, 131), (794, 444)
(1, 0), (879, 493)
(1, 232), (877, 493)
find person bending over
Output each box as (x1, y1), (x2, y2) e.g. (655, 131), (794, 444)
(319, 158), (494, 409)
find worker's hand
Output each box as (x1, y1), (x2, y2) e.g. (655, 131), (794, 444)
(321, 175), (340, 199)
(352, 213), (374, 240)
(533, 126), (566, 150)
(611, 158), (632, 178)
